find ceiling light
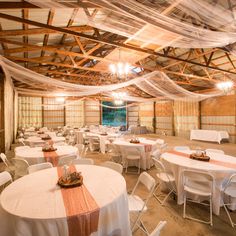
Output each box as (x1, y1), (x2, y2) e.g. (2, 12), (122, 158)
(109, 48), (131, 79)
(216, 81), (233, 93)
(56, 97), (65, 102)
(114, 100), (124, 106)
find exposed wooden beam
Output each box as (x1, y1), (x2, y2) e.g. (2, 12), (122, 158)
(0, 2), (39, 8)
(0, 26), (93, 37)
(0, 12), (236, 75)
(6, 56), (109, 73)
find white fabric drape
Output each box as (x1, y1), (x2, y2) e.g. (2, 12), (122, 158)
(26, 0), (236, 48)
(0, 56), (224, 102)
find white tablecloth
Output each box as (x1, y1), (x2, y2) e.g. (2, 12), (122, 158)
(114, 138), (157, 170)
(161, 150), (236, 215)
(26, 136), (66, 147)
(15, 145), (77, 165)
(190, 129), (229, 144)
(0, 165), (131, 236)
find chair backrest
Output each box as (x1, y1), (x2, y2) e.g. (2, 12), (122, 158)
(0, 153), (10, 167)
(223, 173), (236, 192)
(12, 158), (29, 177)
(18, 138), (26, 146)
(205, 149), (224, 154)
(132, 172), (156, 195)
(173, 146), (190, 151)
(58, 155), (77, 166)
(72, 158), (94, 165)
(102, 161), (123, 174)
(123, 145), (142, 156)
(149, 221), (167, 236)
(0, 171), (12, 187)
(153, 158), (166, 174)
(75, 144), (85, 156)
(28, 162), (53, 174)
(155, 139), (165, 145)
(181, 169), (214, 192)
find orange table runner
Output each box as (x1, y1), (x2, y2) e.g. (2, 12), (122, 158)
(167, 150), (236, 170)
(139, 143), (152, 153)
(43, 151), (59, 166)
(57, 165), (100, 236)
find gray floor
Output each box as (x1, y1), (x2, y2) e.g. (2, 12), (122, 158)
(1, 134), (236, 236)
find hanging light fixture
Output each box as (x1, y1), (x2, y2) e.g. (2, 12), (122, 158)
(109, 48), (132, 79)
(216, 81), (234, 94)
(112, 92), (127, 105)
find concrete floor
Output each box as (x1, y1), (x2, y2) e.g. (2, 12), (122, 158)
(2, 134), (236, 236)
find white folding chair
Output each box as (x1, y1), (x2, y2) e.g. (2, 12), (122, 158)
(173, 146), (190, 151)
(181, 170), (214, 226)
(155, 139), (165, 145)
(101, 161), (123, 174)
(72, 158), (94, 165)
(75, 144), (86, 158)
(222, 173), (236, 227)
(12, 158), (29, 179)
(107, 143), (122, 163)
(89, 137), (100, 152)
(28, 162), (53, 174)
(0, 171), (12, 192)
(58, 155), (77, 166)
(205, 149), (224, 154)
(152, 158), (176, 206)
(123, 146), (141, 174)
(128, 172), (156, 234)
(151, 143), (168, 160)
(18, 138), (26, 146)
(0, 153), (15, 175)
(149, 221), (167, 236)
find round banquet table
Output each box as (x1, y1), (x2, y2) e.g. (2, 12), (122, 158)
(15, 145), (77, 165)
(161, 150), (236, 215)
(114, 138), (157, 170)
(0, 165), (131, 236)
(26, 136), (66, 147)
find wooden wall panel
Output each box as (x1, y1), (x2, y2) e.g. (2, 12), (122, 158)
(84, 100), (100, 125)
(201, 94), (236, 143)
(155, 101), (173, 135)
(65, 99), (84, 127)
(201, 95), (236, 116)
(139, 102), (154, 132)
(127, 105), (139, 127)
(174, 101), (199, 138)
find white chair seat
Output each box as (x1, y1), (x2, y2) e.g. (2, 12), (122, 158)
(184, 185), (211, 197)
(156, 172), (175, 183)
(126, 155), (141, 160)
(128, 195), (147, 212)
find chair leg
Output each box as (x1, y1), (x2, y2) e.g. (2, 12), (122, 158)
(183, 193), (186, 218)
(210, 197), (213, 226)
(153, 182), (174, 206)
(223, 204), (235, 228)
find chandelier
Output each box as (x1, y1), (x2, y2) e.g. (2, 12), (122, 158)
(216, 81), (233, 94)
(109, 48), (132, 79)
(112, 92), (127, 105)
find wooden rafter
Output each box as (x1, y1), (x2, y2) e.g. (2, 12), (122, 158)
(1, 12), (236, 75)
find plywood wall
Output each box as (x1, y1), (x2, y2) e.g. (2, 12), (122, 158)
(84, 100), (100, 125)
(201, 94), (236, 143)
(65, 99), (84, 127)
(174, 100), (199, 138)
(127, 105), (139, 127)
(155, 101), (173, 135)
(139, 102), (154, 132)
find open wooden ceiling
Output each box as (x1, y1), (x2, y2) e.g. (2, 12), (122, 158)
(0, 0), (235, 98)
